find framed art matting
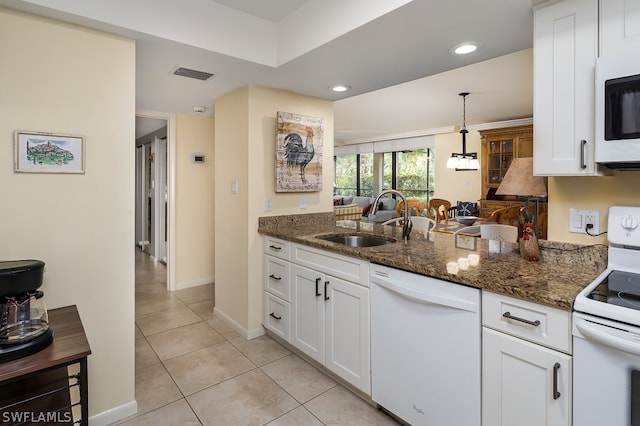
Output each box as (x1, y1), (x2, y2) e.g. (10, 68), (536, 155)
(14, 131), (85, 174)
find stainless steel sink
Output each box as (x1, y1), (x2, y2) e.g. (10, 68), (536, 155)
(316, 234), (396, 247)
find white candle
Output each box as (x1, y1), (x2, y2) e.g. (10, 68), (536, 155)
(458, 257), (470, 270)
(446, 262), (459, 274)
(468, 254), (480, 266)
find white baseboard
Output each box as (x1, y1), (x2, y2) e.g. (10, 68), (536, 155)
(213, 307), (265, 340)
(89, 400), (137, 426)
(175, 276), (215, 291)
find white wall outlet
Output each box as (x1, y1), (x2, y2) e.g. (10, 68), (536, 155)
(231, 179), (238, 194)
(265, 197), (272, 211)
(569, 209), (600, 234)
(299, 196), (307, 209)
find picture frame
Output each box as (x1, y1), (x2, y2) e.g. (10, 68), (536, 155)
(14, 131), (85, 174)
(275, 111), (324, 192)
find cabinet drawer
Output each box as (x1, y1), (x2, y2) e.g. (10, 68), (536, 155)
(291, 243), (369, 287)
(264, 292), (290, 342)
(264, 256), (290, 301)
(264, 237), (290, 260)
(482, 291), (572, 354)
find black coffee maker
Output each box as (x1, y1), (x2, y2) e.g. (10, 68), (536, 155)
(0, 260), (53, 362)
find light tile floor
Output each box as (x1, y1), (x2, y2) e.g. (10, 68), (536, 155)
(119, 250), (400, 425)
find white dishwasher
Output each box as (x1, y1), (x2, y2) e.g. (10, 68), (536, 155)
(370, 264), (481, 426)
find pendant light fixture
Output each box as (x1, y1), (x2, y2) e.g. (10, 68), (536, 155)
(446, 92), (479, 171)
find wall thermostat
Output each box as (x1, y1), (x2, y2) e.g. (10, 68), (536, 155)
(191, 153), (205, 164)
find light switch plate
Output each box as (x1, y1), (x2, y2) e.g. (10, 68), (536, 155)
(569, 209), (600, 234)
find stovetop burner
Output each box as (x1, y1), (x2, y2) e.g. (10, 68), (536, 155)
(586, 271), (640, 311)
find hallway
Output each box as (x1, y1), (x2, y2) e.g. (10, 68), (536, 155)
(122, 249), (399, 425)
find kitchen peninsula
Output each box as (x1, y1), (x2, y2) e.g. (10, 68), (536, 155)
(259, 212), (605, 311)
(259, 212), (607, 425)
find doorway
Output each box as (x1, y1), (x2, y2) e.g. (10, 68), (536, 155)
(135, 111), (176, 290)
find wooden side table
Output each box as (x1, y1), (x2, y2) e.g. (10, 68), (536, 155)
(0, 305), (91, 425)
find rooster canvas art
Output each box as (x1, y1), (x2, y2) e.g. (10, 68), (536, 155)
(276, 111), (324, 192)
(283, 127), (315, 183)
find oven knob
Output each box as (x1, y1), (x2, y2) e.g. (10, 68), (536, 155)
(621, 215), (639, 236)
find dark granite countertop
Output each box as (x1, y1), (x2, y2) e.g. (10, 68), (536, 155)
(258, 213), (608, 311)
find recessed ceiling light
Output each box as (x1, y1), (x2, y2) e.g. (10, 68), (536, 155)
(330, 85), (351, 92)
(449, 42), (481, 55)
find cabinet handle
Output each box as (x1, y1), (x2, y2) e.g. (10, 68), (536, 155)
(324, 281), (330, 300)
(269, 245), (282, 251)
(269, 313), (282, 320)
(580, 140), (587, 170)
(269, 274), (281, 281)
(315, 278), (322, 297)
(553, 362), (561, 400)
(502, 311), (540, 327)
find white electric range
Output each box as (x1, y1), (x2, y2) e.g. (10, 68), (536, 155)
(573, 205), (640, 426)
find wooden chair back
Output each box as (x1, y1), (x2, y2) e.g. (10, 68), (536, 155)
(489, 206), (522, 227)
(395, 200), (426, 218)
(427, 199), (452, 224)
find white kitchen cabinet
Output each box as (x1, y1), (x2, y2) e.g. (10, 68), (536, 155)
(263, 238), (292, 343)
(483, 328), (572, 426)
(264, 292), (290, 341)
(600, 0), (640, 56)
(482, 292), (572, 426)
(324, 273), (370, 394)
(263, 238), (371, 395)
(290, 264), (325, 363)
(290, 249), (370, 394)
(533, 0), (600, 176)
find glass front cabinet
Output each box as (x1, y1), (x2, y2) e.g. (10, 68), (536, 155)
(480, 124), (533, 199)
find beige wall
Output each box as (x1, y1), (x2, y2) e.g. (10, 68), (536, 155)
(433, 131), (483, 203)
(175, 114), (215, 288)
(215, 85), (333, 333)
(0, 7), (135, 419)
(548, 173), (640, 243)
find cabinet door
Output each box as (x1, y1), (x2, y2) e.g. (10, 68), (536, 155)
(290, 264), (325, 364)
(486, 138), (514, 189)
(600, 0), (640, 56)
(325, 276), (371, 394)
(482, 328), (572, 426)
(533, 0), (599, 175)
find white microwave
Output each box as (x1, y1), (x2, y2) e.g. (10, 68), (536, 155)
(595, 53), (640, 169)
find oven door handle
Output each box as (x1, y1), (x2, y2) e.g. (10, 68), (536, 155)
(576, 320), (640, 356)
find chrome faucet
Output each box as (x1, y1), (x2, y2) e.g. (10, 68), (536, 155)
(371, 189), (412, 242)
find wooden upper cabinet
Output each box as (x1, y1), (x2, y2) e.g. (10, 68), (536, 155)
(479, 125), (533, 200)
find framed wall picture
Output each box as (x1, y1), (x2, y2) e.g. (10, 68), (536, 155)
(14, 131), (85, 174)
(275, 111), (324, 192)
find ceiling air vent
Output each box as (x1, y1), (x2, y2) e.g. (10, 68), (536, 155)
(171, 66), (214, 81)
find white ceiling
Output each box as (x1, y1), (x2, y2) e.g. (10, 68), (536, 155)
(4, 0), (535, 143)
